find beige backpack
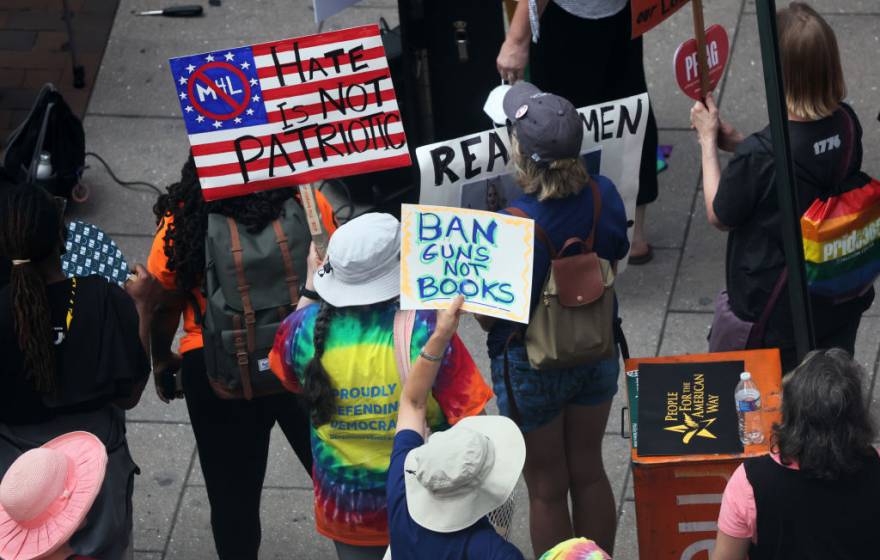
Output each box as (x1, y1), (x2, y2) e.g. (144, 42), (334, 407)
(506, 179), (616, 370)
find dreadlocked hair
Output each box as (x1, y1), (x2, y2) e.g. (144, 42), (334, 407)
(304, 302), (338, 426)
(152, 154), (297, 293)
(0, 185), (63, 392)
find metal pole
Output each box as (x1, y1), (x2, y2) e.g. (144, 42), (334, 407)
(754, 0), (815, 361)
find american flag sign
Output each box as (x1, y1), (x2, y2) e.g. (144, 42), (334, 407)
(169, 24), (410, 201)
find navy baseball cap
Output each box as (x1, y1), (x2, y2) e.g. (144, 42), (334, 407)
(503, 82), (583, 165)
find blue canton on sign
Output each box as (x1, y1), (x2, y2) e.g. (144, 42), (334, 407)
(169, 45), (269, 135)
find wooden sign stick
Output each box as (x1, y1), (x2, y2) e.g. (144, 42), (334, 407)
(691, 0), (712, 100)
(297, 183), (328, 259)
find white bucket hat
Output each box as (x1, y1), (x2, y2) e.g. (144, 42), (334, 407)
(404, 416), (526, 533)
(313, 212), (401, 308)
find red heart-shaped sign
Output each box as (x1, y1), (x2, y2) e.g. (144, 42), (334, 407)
(673, 24), (730, 100)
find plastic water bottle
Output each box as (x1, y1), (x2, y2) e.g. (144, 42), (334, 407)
(35, 151), (53, 180)
(735, 372), (764, 445)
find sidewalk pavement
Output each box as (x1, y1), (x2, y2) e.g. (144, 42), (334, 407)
(0, 0), (119, 142)
(24, 0), (880, 558)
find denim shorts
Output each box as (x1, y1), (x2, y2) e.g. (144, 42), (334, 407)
(490, 346), (619, 433)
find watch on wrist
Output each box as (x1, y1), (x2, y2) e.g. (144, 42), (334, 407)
(299, 285), (320, 301)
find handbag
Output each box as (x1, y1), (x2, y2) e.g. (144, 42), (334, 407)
(708, 268), (788, 352)
(801, 172), (880, 300)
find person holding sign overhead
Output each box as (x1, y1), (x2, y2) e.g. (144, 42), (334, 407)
(269, 214), (492, 560)
(497, 0), (659, 264)
(387, 295), (526, 560)
(477, 82), (629, 557)
(690, 2), (874, 372)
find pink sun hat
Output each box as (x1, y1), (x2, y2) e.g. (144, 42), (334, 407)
(0, 432), (108, 560)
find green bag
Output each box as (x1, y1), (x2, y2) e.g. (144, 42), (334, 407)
(203, 197), (311, 399)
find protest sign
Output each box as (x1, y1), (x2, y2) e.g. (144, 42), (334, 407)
(416, 93), (648, 273)
(400, 204), (535, 323)
(169, 24), (410, 201)
(631, 0), (690, 38)
(674, 24), (729, 100)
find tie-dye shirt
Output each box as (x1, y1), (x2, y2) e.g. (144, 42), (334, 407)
(269, 301), (492, 547)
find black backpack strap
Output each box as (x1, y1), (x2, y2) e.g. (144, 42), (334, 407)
(27, 100), (55, 184)
(614, 316), (630, 362)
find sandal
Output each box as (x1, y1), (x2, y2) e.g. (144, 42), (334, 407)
(628, 244), (654, 265)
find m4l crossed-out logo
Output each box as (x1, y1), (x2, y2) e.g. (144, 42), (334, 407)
(663, 374), (721, 444)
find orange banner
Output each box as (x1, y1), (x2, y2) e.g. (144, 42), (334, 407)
(631, 0), (691, 38)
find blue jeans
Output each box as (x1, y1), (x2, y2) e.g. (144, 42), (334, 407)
(490, 346), (619, 433)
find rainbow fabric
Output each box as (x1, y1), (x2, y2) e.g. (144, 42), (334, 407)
(269, 302), (491, 547)
(801, 176), (880, 298)
(539, 538), (611, 559)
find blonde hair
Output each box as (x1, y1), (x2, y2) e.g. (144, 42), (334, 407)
(512, 134), (588, 201)
(778, 2), (846, 120)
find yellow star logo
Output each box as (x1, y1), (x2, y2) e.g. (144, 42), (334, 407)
(664, 413), (718, 444)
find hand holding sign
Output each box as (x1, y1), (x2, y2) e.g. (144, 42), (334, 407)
(674, 24), (729, 100)
(400, 205), (534, 323)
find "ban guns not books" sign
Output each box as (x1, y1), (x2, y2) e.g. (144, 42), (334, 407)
(400, 205), (535, 323)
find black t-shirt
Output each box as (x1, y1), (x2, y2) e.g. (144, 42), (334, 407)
(714, 104), (874, 349)
(0, 275), (150, 424)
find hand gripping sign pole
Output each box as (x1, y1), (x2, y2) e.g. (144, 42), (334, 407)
(755, 0), (815, 360)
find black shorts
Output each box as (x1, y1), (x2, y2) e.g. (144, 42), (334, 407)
(530, 1), (659, 206)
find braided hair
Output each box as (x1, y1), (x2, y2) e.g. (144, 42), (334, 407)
(152, 155), (297, 292)
(0, 185), (64, 392)
(304, 301), (338, 425)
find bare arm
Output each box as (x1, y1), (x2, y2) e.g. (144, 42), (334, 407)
(296, 242), (321, 311)
(709, 531), (750, 560)
(149, 286), (186, 403)
(691, 94), (732, 232)
(117, 264), (160, 410)
(396, 296), (464, 437)
(496, 0), (551, 82)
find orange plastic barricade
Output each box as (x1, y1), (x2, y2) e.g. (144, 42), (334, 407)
(624, 349), (782, 559)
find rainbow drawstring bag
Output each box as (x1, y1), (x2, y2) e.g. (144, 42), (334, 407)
(539, 538), (611, 560)
(801, 173), (880, 299)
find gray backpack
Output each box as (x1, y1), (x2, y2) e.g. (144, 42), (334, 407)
(203, 197), (310, 399)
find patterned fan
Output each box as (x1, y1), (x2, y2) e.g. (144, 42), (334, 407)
(62, 220), (129, 286)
